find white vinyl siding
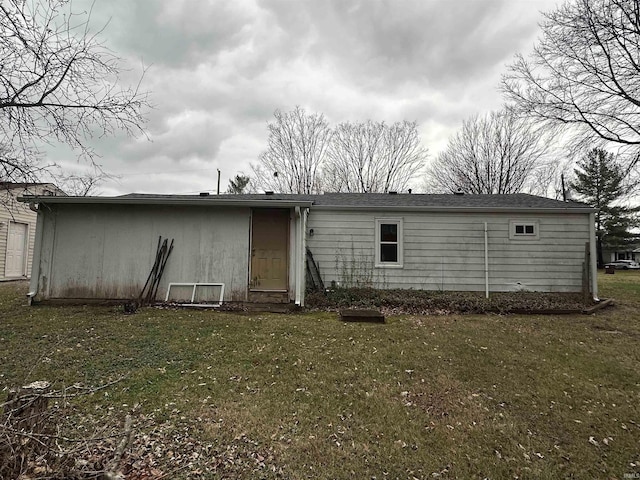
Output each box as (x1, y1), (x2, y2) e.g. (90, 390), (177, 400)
(307, 210), (591, 292)
(0, 187), (45, 280)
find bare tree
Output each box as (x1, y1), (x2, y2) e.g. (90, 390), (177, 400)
(427, 110), (553, 194)
(0, 144), (49, 184)
(0, 0), (148, 183)
(251, 107), (331, 194)
(501, 0), (640, 169)
(526, 158), (573, 200)
(55, 169), (112, 196)
(326, 120), (427, 193)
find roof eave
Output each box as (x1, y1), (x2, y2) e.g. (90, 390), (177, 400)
(17, 195), (594, 213)
(312, 204), (595, 213)
(17, 196), (315, 208)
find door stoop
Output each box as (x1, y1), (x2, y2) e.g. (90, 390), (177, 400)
(248, 291), (290, 304)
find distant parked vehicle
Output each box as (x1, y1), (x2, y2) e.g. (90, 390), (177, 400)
(604, 260), (640, 270)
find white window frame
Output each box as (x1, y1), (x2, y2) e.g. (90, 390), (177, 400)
(509, 220), (539, 240)
(375, 218), (403, 268)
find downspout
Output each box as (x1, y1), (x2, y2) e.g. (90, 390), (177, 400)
(589, 212), (599, 301)
(27, 203), (42, 305)
(484, 222), (489, 299)
(301, 208), (308, 307)
(294, 207), (302, 306)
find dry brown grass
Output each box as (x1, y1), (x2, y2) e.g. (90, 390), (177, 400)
(0, 273), (639, 478)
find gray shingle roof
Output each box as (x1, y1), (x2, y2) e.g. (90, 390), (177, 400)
(119, 192), (591, 210)
(20, 191), (592, 211)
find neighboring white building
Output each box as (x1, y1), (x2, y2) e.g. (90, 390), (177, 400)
(19, 192), (598, 304)
(0, 183), (63, 281)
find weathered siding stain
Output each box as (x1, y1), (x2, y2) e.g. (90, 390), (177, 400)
(36, 204), (251, 301)
(307, 210), (590, 293)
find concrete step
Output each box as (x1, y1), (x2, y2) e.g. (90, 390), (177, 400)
(247, 291), (290, 304)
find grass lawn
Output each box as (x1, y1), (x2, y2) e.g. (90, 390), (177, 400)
(1, 273), (639, 479)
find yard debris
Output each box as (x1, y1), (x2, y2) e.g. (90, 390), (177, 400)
(0, 383), (285, 479)
(0, 390), (283, 480)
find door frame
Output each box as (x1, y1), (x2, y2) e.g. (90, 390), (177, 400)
(248, 208), (290, 292)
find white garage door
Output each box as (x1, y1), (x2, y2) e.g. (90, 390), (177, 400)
(5, 221), (28, 277)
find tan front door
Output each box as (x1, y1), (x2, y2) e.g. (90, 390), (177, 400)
(250, 209), (289, 290)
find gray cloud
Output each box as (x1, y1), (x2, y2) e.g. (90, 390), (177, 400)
(63, 0), (560, 195)
(89, 1), (257, 67)
(261, 0), (544, 92)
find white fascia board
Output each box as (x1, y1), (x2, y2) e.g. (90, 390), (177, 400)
(311, 205), (595, 214)
(17, 196), (314, 209)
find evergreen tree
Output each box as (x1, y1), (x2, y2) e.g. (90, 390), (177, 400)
(571, 148), (639, 266)
(227, 174), (251, 194)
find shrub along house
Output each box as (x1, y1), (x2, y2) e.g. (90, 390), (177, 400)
(19, 192), (598, 306)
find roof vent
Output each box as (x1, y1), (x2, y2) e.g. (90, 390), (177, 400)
(408, 189), (412, 194)
(265, 191), (274, 195)
(199, 192), (210, 196)
(388, 191), (398, 195)
(454, 188), (464, 196)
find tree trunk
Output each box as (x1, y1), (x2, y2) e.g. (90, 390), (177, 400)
(597, 236), (604, 268)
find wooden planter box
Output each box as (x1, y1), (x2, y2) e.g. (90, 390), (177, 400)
(340, 309), (385, 323)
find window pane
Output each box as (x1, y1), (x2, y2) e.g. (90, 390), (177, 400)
(380, 244), (398, 263)
(525, 225), (534, 234)
(381, 223), (397, 242)
(515, 225), (524, 234)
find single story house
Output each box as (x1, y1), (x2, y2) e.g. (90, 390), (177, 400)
(19, 192), (598, 305)
(602, 243), (640, 263)
(1, 183), (64, 281)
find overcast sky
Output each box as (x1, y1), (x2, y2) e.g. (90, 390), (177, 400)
(53, 0), (561, 196)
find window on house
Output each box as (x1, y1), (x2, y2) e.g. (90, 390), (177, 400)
(515, 224), (535, 235)
(509, 220), (539, 240)
(375, 218), (403, 267)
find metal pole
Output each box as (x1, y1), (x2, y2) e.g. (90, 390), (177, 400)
(589, 212), (599, 301)
(217, 169), (221, 195)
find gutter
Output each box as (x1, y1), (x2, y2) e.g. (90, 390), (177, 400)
(311, 205), (595, 214)
(17, 196), (314, 209)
